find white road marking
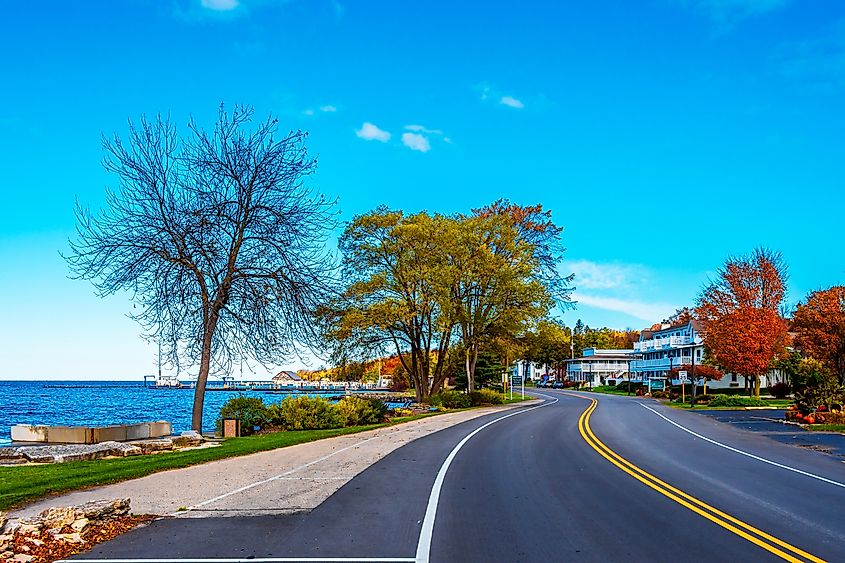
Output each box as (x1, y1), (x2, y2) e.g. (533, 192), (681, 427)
(414, 394), (557, 563)
(170, 435), (382, 516)
(640, 403), (845, 489)
(66, 559), (415, 562)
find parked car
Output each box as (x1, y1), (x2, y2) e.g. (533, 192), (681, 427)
(552, 380), (565, 389)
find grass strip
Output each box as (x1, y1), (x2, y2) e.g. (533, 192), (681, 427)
(0, 414), (437, 511)
(805, 424), (845, 433)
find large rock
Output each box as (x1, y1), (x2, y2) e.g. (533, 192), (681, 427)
(134, 439), (173, 454)
(0, 447), (22, 462)
(16, 442), (142, 464)
(39, 506), (76, 529)
(78, 498), (130, 520)
(172, 430), (204, 448)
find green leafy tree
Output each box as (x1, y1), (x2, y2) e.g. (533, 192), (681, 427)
(449, 205), (568, 391)
(322, 209), (457, 401)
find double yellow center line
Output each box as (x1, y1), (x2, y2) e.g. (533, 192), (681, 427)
(572, 394), (825, 563)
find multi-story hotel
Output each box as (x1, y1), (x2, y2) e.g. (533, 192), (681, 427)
(629, 320), (705, 383)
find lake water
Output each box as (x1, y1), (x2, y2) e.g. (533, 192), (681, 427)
(0, 380), (347, 443)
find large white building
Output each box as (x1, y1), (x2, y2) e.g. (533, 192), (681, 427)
(630, 320), (705, 383)
(565, 348), (637, 387)
(630, 319), (786, 390)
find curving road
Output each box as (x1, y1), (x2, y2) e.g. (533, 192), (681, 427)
(74, 391), (845, 562)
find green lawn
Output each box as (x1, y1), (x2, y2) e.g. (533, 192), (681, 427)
(0, 414), (438, 512)
(668, 399), (792, 410)
(502, 393), (532, 404)
(805, 424), (845, 433)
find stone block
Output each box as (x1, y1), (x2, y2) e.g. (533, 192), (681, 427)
(92, 425), (128, 443)
(42, 426), (94, 444)
(148, 421), (172, 438)
(10, 426), (48, 443)
(124, 423), (151, 441)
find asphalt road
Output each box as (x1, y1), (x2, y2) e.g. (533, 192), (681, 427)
(73, 391), (845, 562)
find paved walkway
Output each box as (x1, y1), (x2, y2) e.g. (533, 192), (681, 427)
(8, 401), (538, 521)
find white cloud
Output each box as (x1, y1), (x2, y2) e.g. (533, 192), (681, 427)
(500, 95), (525, 109)
(568, 260), (649, 290)
(320, 105), (337, 113)
(302, 109), (315, 116)
(574, 293), (678, 323)
(201, 0), (239, 11)
(405, 124), (443, 135)
(356, 122), (391, 142)
(401, 132), (431, 153)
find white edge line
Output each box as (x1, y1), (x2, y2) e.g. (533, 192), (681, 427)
(640, 403), (845, 490)
(414, 394), (557, 563)
(64, 560), (415, 562)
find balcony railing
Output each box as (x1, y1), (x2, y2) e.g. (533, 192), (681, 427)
(568, 362), (631, 372)
(634, 335), (693, 351)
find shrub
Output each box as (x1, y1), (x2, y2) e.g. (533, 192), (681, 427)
(218, 395), (270, 435)
(707, 394), (767, 407)
(428, 390), (471, 409)
(334, 396), (389, 426)
(468, 389), (503, 406)
(615, 381), (643, 392)
(769, 382), (790, 399)
(270, 396), (345, 430)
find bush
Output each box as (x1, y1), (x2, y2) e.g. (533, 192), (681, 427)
(218, 395), (270, 435)
(334, 396), (388, 426)
(270, 396), (345, 430)
(468, 389), (503, 406)
(769, 382), (790, 399)
(707, 394), (768, 407)
(428, 390), (471, 409)
(615, 381), (643, 392)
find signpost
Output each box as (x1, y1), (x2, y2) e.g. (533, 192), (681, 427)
(511, 370), (523, 401)
(678, 370), (690, 403)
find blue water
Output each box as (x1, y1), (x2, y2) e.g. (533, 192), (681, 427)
(0, 381), (348, 442)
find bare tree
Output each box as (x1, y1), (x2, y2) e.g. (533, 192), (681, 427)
(66, 105), (336, 431)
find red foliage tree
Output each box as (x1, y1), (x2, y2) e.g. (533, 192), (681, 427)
(695, 248), (789, 397)
(792, 286), (845, 384)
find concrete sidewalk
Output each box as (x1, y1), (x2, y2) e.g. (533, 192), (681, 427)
(9, 401), (538, 521)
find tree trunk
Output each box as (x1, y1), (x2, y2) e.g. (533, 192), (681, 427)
(465, 345), (479, 392)
(191, 314), (218, 432)
(754, 374), (761, 398)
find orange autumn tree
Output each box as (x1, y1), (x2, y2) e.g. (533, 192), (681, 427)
(792, 286), (845, 384)
(695, 248), (789, 397)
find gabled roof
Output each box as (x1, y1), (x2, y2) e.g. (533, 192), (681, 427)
(273, 370), (302, 382)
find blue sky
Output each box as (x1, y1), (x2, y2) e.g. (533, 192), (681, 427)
(1, 0), (844, 379)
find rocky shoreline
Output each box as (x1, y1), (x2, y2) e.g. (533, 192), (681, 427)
(1, 498), (151, 563)
(0, 431), (206, 466)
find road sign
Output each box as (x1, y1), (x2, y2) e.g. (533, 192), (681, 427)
(678, 370), (688, 379)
